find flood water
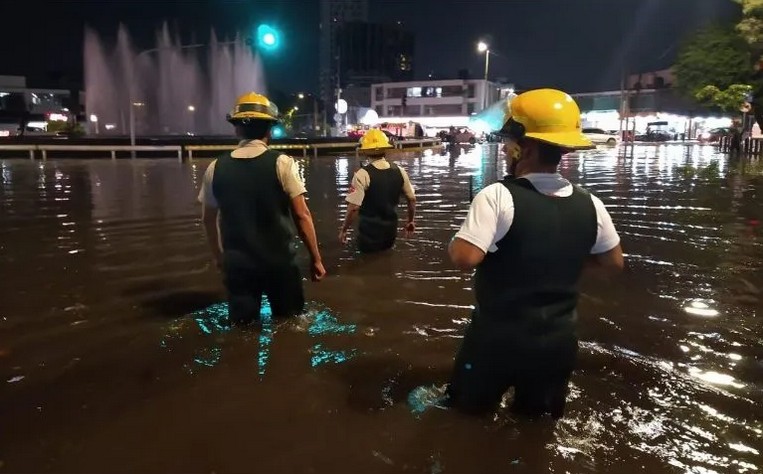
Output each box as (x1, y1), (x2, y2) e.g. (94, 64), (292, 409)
(1, 145), (761, 473)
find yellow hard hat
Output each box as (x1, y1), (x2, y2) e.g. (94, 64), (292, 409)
(227, 92), (279, 123)
(497, 89), (592, 150)
(358, 128), (393, 153)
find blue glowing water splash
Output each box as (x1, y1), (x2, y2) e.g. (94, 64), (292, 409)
(407, 385), (449, 417)
(307, 310), (357, 336)
(161, 300), (360, 373)
(257, 300), (273, 378)
(307, 310), (359, 367)
(194, 302), (232, 335)
(310, 344), (358, 368)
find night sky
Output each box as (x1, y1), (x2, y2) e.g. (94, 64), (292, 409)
(1, 0), (740, 94)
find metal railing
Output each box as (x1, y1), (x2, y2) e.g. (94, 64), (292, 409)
(0, 138), (443, 161)
(0, 144), (184, 161)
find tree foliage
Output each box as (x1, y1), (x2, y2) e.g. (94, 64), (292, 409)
(735, 0), (763, 53)
(674, 26), (752, 98)
(696, 84), (753, 111)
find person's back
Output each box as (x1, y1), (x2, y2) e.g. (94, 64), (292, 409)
(339, 129), (417, 253)
(198, 92), (326, 325)
(213, 149), (295, 267)
(474, 177), (597, 335)
(447, 89), (623, 418)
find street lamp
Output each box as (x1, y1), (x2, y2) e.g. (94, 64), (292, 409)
(297, 93), (305, 100)
(477, 41), (491, 110)
(187, 105), (196, 135)
(89, 114), (99, 135)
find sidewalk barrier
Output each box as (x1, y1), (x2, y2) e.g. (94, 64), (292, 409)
(0, 138), (443, 161)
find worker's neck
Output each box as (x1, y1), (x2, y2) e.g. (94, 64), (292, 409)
(516, 164), (558, 176)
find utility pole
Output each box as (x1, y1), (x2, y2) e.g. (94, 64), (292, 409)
(335, 47), (342, 134)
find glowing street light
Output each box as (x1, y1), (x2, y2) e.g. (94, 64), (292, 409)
(293, 106), (299, 111)
(89, 114), (99, 136)
(477, 40), (491, 110)
(187, 105), (195, 112)
(297, 93), (305, 99)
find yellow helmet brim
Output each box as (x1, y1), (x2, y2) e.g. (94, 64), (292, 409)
(229, 111), (278, 122)
(525, 131), (594, 150)
(358, 145), (394, 154)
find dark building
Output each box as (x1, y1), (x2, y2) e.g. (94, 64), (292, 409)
(335, 21), (414, 91)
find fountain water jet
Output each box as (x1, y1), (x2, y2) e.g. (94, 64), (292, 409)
(84, 22), (266, 136)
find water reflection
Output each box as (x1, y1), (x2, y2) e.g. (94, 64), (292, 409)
(160, 300), (358, 374)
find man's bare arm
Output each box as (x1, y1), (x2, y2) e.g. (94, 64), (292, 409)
(202, 204), (222, 267)
(448, 237), (486, 271)
(584, 244), (624, 278)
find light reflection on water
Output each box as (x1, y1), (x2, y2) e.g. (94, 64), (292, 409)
(161, 300), (360, 374)
(0, 146), (761, 472)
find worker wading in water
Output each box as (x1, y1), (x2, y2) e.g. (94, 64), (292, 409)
(198, 92), (326, 325)
(339, 129), (416, 252)
(447, 89), (624, 418)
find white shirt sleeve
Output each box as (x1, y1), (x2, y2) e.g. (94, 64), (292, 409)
(276, 154), (307, 199)
(197, 159), (218, 208)
(345, 169), (370, 207)
(454, 183), (514, 253)
(590, 194), (621, 254)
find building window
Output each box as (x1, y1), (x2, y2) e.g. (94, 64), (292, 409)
(467, 103), (476, 114)
(467, 85), (476, 98)
(387, 87), (405, 99)
(406, 87), (422, 98)
(375, 87), (384, 101)
(442, 85), (464, 97)
(375, 105), (383, 116)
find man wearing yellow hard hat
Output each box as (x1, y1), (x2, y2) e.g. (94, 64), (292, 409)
(197, 92), (326, 325)
(339, 129), (416, 253)
(446, 89), (624, 418)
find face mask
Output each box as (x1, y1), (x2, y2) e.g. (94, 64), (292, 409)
(503, 138), (522, 176)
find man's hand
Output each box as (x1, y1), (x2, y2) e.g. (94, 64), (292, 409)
(403, 221), (415, 238)
(338, 228), (349, 244)
(311, 260), (327, 281)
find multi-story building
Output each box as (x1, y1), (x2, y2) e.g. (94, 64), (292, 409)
(370, 79), (503, 126)
(0, 75), (72, 115)
(336, 21), (414, 90)
(0, 75), (82, 135)
(571, 87), (729, 137)
(319, 0), (369, 107)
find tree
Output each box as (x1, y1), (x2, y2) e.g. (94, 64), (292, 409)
(736, 0), (763, 54)
(696, 84), (753, 111)
(674, 24), (763, 128)
(674, 26), (752, 98)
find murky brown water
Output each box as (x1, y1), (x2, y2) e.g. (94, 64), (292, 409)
(1, 145), (761, 473)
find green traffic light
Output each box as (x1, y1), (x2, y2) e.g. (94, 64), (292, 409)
(256, 24), (280, 52)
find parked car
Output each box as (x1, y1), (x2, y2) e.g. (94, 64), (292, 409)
(582, 127), (619, 146)
(698, 127), (733, 144)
